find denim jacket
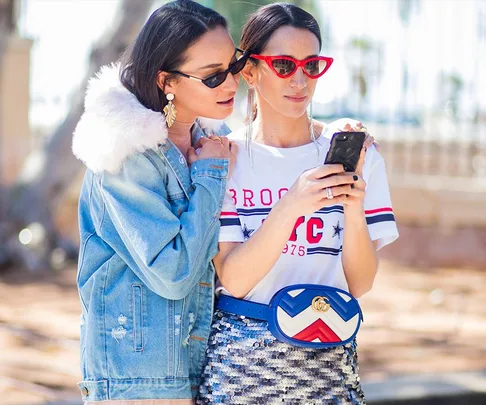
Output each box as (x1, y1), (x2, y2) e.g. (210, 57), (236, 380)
(72, 64), (230, 401)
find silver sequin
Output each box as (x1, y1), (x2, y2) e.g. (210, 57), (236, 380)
(197, 310), (365, 404)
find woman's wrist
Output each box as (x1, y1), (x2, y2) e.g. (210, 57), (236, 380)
(273, 196), (300, 225)
(343, 206), (366, 225)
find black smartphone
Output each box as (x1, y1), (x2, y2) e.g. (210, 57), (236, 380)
(324, 131), (366, 172)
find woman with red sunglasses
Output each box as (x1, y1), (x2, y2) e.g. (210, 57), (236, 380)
(197, 3), (398, 404)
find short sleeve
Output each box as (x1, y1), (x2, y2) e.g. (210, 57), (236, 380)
(219, 188), (245, 243)
(363, 151), (399, 250)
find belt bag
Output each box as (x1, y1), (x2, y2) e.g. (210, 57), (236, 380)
(216, 284), (363, 349)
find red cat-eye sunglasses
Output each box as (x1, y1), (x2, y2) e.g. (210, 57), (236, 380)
(250, 54), (334, 79)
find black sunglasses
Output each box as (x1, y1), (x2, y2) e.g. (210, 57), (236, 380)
(169, 48), (249, 89)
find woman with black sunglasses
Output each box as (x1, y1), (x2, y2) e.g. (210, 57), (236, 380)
(71, 1), (250, 404)
(198, 3), (398, 404)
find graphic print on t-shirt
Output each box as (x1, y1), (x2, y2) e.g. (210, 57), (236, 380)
(217, 126), (399, 304)
(221, 197), (346, 257)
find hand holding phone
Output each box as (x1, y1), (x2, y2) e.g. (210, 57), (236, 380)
(324, 131), (366, 172)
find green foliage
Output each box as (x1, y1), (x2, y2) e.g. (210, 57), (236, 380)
(348, 37), (375, 52)
(447, 73), (464, 91)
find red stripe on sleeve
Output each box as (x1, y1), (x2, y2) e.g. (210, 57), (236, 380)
(365, 207), (393, 215)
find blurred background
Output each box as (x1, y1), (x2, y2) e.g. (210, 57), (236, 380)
(0, 0), (485, 404)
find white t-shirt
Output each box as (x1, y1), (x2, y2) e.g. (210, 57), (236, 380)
(217, 123), (399, 304)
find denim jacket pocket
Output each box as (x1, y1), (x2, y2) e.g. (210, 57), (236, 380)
(131, 284), (144, 352)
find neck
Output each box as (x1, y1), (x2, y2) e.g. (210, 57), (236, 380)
(167, 119), (195, 157)
(252, 105), (312, 148)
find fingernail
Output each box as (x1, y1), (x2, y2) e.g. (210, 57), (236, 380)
(351, 184), (355, 189)
(353, 175), (358, 181)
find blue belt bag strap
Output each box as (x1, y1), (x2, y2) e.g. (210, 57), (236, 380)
(216, 284), (364, 349)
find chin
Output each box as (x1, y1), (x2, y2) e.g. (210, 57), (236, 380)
(275, 102), (308, 119)
(204, 108), (233, 121)
(283, 108), (308, 119)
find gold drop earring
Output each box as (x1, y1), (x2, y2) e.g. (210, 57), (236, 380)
(163, 93), (177, 128)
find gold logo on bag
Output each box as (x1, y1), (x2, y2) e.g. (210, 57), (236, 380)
(312, 296), (331, 312)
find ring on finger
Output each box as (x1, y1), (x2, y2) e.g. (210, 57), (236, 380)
(210, 135), (223, 144)
(326, 187), (333, 200)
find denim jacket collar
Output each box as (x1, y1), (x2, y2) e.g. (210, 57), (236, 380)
(72, 63), (224, 174)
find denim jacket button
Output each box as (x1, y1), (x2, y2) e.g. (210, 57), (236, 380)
(80, 386), (89, 396)
(179, 155), (185, 165)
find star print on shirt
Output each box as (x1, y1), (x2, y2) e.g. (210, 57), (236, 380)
(242, 223), (255, 240)
(333, 221), (343, 239)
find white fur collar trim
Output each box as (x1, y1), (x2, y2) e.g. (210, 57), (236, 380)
(72, 64), (225, 173)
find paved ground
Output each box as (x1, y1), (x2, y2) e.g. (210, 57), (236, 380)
(1, 259), (485, 405)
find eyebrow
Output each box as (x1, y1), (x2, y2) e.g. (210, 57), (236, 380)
(197, 63), (224, 71)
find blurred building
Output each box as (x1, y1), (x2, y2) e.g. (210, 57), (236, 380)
(311, 0), (486, 268)
(0, 0), (32, 184)
(314, 0), (486, 128)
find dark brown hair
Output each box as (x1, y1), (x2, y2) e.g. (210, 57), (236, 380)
(120, 0), (227, 113)
(240, 3), (322, 57)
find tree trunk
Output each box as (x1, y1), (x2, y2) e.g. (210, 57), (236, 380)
(0, 0), (154, 272)
(0, 0), (16, 267)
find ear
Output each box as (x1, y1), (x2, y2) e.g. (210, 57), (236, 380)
(240, 60), (257, 88)
(157, 71), (177, 95)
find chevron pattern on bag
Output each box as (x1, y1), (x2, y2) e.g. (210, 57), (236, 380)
(276, 288), (361, 343)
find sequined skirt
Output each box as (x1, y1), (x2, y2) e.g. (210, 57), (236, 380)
(197, 310), (365, 405)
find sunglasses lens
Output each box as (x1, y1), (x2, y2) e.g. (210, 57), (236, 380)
(304, 59), (329, 77)
(271, 59), (296, 76)
(203, 72), (227, 88)
(230, 55), (248, 75)
(203, 53), (248, 88)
